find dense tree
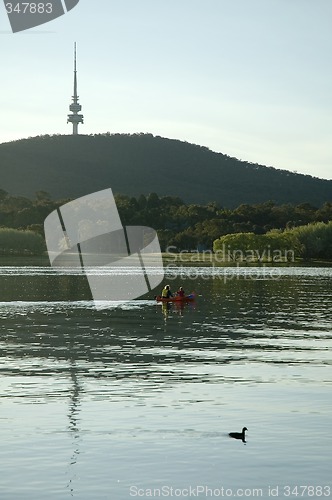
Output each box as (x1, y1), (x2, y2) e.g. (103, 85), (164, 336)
(314, 202), (332, 223)
(0, 189), (331, 258)
(285, 221), (332, 260)
(214, 231), (299, 262)
(146, 192), (160, 209)
(0, 228), (45, 255)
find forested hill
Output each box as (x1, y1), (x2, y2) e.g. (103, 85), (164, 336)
(0, 133), (331, 207)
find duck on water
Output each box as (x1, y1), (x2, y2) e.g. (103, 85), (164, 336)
(229, 427), (248, 443)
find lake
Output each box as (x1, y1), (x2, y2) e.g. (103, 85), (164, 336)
(0, 263), (331, 499)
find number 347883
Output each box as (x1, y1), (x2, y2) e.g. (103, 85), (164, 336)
(5, 3), (53, 14)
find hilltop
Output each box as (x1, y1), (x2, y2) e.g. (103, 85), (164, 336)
(0, 133), (331, 207)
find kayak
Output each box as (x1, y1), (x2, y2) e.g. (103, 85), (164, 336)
(155, 293), (196, 303)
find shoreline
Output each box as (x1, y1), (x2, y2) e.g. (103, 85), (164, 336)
(162, 252), (332, 267)
(0, 253), (332, 267)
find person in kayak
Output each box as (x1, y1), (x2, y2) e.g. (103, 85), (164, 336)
(161, 285), (173, 299)
(176, 287), (185, 297)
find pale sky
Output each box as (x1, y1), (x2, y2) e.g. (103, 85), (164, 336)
(0, 0), (331, 179)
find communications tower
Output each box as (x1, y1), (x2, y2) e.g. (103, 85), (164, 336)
(67, 43), (84, 135)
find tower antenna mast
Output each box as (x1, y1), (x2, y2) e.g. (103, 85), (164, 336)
(67, 42), (84, 135)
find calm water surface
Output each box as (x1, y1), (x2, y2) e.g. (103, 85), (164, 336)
(0, 265), (331, 499)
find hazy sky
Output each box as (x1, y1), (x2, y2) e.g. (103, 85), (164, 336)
(1, 0), (331, 179)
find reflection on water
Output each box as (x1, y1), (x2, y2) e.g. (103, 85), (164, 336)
(0, 265), (331, 499)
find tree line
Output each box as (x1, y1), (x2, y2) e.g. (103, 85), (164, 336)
(0, 189), (331, 257)
(114, 194), (332, 254)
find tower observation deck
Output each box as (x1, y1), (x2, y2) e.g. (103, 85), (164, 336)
(67, 42), (84, 135)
